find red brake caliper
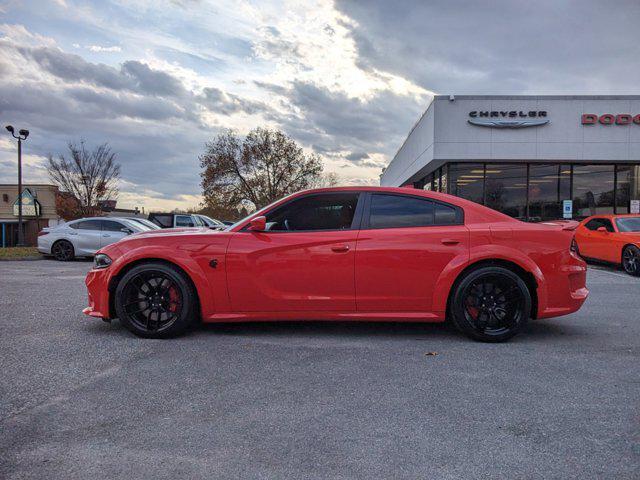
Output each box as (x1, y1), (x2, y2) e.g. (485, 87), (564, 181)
(168, 287), (180, 312)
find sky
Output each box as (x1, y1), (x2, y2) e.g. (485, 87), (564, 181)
(1, 0), (639, 211)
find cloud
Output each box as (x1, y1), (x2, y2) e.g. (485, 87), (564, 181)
(334, 0), (640, 94)
(87, 45), (121, 53)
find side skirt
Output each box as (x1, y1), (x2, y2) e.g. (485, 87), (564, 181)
(203, 311), (445, 323)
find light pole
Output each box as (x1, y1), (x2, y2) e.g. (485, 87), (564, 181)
(6, 125), (29, 247)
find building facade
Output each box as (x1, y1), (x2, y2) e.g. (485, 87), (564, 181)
(380, 95), (640, 221)
(0, 184), (62, 247)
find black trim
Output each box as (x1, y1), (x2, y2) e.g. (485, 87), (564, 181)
(361, 192), (464, 230)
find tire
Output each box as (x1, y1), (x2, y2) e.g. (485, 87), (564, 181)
(52, 240), (75, 261)
(622, 245), (640, 276)
(450, 266), (531, 343)
(114, 262), (198, 338)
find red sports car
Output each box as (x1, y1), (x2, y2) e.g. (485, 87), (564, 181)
(574, 214), (640, 276)
(84, 187), (588, 342)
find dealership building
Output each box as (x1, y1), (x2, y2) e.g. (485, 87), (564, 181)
(380, 95), (640, 221)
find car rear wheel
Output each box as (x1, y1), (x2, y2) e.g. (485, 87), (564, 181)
(622, 245), (640, 276)
(450, 266), (531, 342)
(52, 240), (75, 261)
(114, 263), (198, 338)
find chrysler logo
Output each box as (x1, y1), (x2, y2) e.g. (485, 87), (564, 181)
(468, 110), (549, 128)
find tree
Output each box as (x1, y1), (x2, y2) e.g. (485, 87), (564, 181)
(47, 141), (121, 218)
(200, 127), (326, 218)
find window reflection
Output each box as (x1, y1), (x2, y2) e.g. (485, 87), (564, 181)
(572, 165), (614, 217)
(528, 164), (571, 221)
(484, 164), (527, 219)
(448, 163), (484, 204)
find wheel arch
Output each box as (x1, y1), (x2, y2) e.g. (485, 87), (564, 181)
(444, 258), (540, 320)
(107, 257), (204, 320)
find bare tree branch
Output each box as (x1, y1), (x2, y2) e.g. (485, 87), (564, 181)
(47, 141), (121, 218)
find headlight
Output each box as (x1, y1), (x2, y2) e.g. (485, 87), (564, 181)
(94, 253), (112, 269)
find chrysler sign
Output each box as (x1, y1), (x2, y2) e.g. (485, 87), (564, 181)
(468, 110), (549, 128)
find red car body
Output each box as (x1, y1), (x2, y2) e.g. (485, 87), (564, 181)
(84, 187), (588, 337)
(574, 214), (640, 274)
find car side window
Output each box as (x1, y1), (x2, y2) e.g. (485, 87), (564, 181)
(102, 220), (126, 232)
(175, 215), (195, 227)
(265, 193), (360, 231)
(434, 202), (458, 225)
(585, 218), (614, 232)
(76, 220), (102, 231)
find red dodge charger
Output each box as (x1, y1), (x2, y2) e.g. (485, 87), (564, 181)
(84, 187), (588, 342)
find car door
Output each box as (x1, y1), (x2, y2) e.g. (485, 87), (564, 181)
(592, 218), (617, 262)
(225, 192), (363, 312)
(72, 219), (104, 255)
(100, 219), (131, 248)
(355, 192), (469, 312)
(579, 218), (611, 260)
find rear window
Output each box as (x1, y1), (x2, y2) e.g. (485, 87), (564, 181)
(75, 220), (102, 231)
(175, 215), (195, 227)
(150, 214), (173, 228)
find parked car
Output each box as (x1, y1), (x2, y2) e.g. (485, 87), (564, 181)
(148, 212), (204, 228)
(84, 187), (588, 342)
(38, 217), (151, 261)
(193, 214), (226, 229)
(124, 217), (161, 230)
(574, 214), (640, 276)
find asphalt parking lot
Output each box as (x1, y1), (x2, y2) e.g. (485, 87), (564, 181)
(0, 260), (638, 479)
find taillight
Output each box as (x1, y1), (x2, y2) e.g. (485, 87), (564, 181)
(570, 237), (580, 256)
(38, 231), (48, 237)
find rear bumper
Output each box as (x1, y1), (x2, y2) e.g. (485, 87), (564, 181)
(84, 267), (111, 319)
(537, 255), (589, 319)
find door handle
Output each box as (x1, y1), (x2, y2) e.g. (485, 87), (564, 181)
(102, 234), (111, 237)
(331, 244), (350, 253)
(441, 239), (460, 245)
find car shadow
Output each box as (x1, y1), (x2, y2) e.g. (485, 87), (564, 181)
(83, 314), (584, 344)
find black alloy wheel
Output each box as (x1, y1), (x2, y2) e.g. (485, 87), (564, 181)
(450, 266), (531, 342)
(114, 263), (197, 338)
(622, 245), (640, 276)
(52, 240), (74, 261)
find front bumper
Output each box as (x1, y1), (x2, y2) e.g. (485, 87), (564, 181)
(84, 267), (112, 319)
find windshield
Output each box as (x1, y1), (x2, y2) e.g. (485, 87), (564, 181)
(616, 217), (640, 232)
(226, 193), (298, 230)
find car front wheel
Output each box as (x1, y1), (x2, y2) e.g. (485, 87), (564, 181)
(114, 262), (198, 338)
(450, 266), (531, 342)
(622, 245), (640, 276)
(52, 240), (75, 261)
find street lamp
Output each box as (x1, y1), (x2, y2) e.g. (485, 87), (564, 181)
(6, 125), (29, 247)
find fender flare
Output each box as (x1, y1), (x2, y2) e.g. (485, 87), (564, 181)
(431, 245), (547, 316)
(106, 246), (214, 317)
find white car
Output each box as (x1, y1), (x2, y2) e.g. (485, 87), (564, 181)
(38, 217), (152, 261)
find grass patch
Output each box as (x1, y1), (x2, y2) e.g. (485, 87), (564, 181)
(0, 247), (42, 260)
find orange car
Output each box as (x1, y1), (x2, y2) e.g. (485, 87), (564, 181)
(574, 214), (640, 276)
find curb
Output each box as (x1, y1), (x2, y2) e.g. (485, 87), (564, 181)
(0, 256), (45, 262)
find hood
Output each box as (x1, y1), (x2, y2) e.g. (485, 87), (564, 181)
(120, 226), (221, 243)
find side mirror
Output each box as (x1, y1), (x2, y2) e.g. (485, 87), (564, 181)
(596, 226), (608, 233)
(248, 216), (266, 231)
(121, 227), (133, 235)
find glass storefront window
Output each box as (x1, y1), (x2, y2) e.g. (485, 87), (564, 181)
(572, 164), (614, 217)
(614, 164), (640, 214)
(448, 163), (484, 204)
(484, 164), (527, 219)
(528, 164), (571, 221)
